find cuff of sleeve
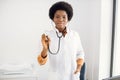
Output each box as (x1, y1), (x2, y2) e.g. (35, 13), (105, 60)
(76, 51), (84, 60)
(37, 55), (47, 65)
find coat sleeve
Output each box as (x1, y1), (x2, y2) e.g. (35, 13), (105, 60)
(37, 54), (48, 65)
(75, 32), (85, 60)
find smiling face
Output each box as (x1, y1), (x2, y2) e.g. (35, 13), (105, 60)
(53, 10), (68, 32)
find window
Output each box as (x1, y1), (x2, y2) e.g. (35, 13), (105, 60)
(112, 0), (120, 77)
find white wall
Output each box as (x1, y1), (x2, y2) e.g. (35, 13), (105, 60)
(0, 0), (113, 80)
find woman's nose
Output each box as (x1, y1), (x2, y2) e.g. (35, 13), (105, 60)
(59, 17), (63, 21)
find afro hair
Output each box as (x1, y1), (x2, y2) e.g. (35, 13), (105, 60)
(49, 1), (73, 21)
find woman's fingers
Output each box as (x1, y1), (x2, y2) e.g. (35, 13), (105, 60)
(41, 34), (50, 49)
(74, 69), (80, 74)
(46, 35), (50, 43)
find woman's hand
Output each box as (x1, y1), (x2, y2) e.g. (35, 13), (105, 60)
(74, 68), (81, 74)
(74, 58), (84, 74)
(41, 34), (50, 50)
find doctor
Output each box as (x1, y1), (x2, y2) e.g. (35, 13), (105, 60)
(37, 1), (84, 80)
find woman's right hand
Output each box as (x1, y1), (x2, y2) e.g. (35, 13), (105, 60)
(41, 34), (50, 50)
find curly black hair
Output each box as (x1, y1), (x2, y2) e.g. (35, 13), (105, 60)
(49, 1), (73, 21)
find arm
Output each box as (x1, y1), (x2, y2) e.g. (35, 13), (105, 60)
(37, 48), (48, 65)
(37, 34), (50, 65)
(74, 32), (84, 74)
(74, 58), (84, 74)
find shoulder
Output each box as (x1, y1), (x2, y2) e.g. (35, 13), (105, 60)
(43, 29), (54, 35)
(69, 28), (80, 37)
(43, 29), (56, 38)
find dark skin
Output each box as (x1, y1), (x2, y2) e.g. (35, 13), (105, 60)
(40, 34), (50, 58)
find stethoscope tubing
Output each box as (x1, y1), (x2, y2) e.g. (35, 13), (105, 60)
(48, 31), (62, 55)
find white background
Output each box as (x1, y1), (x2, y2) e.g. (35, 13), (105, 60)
(0, 0), (113, 80)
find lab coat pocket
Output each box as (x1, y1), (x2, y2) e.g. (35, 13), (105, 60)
(73, 72), (80, 80)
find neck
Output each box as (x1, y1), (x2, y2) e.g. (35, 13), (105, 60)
(56, 27), (66, 33)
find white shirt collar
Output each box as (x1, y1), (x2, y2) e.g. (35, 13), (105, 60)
(53, 27), (69, 34)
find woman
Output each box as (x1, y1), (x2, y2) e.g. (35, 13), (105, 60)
(37, 1), (84, 80)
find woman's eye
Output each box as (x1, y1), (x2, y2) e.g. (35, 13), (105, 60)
(55, 16), (66, 19)
(63, 17), (66, 19)
(56, 16), (59, 18)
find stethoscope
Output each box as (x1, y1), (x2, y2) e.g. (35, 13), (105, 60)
(48, 31), (63, 55)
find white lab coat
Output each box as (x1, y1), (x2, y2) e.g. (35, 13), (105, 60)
(44, 28), (84, 80)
